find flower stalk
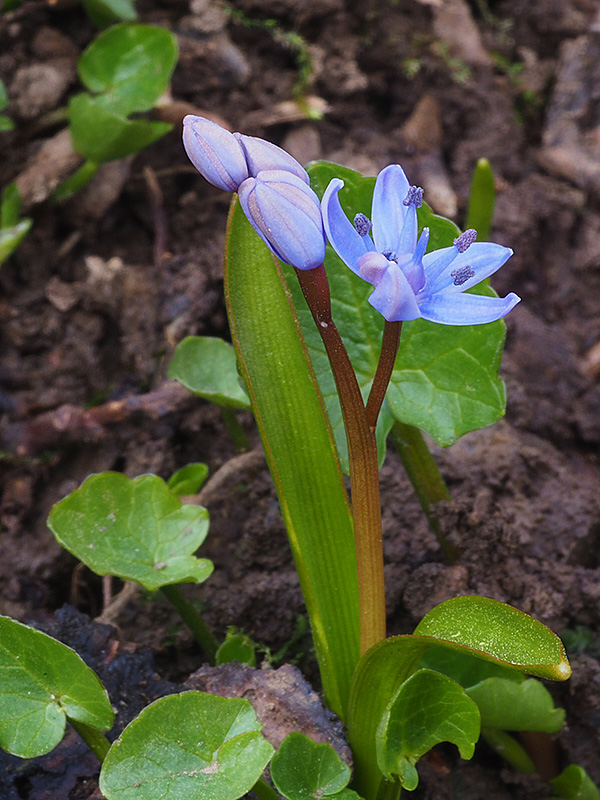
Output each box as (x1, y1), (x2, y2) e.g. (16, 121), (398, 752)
(295, 265), (386, 654)
(366, 320), (402, 431)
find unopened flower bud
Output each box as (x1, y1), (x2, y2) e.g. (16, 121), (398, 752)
(238, 170), (326, 271)
(235, 133), (309, 184)
(183, 116), (249, 192)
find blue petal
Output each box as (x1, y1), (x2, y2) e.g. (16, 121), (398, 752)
(425, 243), (514, 295)
(183, 116), (249, 192)
(356, 251), (390, 286)
(235, 133), (309, 184)
(371, 165), (410, 255)
(421, 245), (460, 286)
(418, 291), (521, 326)
(368, 263), (421, 321)
(238, 170), (325, 270)
(321, 179), (368, 274)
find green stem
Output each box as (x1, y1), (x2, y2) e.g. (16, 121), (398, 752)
(295, 265), (386, 654)
(375, 777), (402, 800)
(220, 406), (251, 451)
(69, 719), (111, 762)
(160, 583), (219, 663)
(390, 421), (458, 562)
(366, 321), (401, 431)
(252, 776), (282, 800)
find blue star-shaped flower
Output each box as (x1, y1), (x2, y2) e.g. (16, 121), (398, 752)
(321, 164), (520, 325)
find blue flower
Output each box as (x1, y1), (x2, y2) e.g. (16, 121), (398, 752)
(321, 164), (520, 325)
(238, 170), (326, 270)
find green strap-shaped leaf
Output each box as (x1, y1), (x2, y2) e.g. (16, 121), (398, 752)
(376, 669), (480, 790)
(347, 596), (570, 798)
(77, 23), (177, 116)
(48, 472), (213, 591)
(168, 336), (251, 409)
(270, 732), (360, 800)
(0, 616), (114, 758)
(224, 197), (359, 720)
(99, 692), (274, 800)
(294, 161), (508, 466)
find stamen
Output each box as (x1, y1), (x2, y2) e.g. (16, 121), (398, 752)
(354, 213), (373, 237)
(382, 250), (397, 263)
(451, 265), (475, 286)
(403, 185), (424, 208)
(453, 229), (477, 253)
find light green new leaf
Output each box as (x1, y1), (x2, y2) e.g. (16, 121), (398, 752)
(300, 161), (508, 463)
(270, 732), (360, 800)
(347, 596), (570, 798)
(551, 765), (600, 800)
(69, 94), (172, 162)
(376, 669), (480, 790)
(77, 24), (177, 116)
(0, 616), (113, 758)
(168, 336), (251, 409)
(167, 462), (209, 496)
(48, 472), (213, 591)
(99, 692), (274, 800)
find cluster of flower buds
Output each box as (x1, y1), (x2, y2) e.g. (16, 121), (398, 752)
(183, 116), (325, 270)
(183, 116), (520, 325)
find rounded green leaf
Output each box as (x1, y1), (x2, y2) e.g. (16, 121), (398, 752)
(216, 633), (257, 667)
(376, 669), (480, 790)
(99, 692), (274, 800)
(81, 0), (138, 28)
(77, 23), (177, 115)
(414, 596), (571, 680)
(0, 616), (114, 758)
(48, 472), (213, 591)
(168, 336), (251, 410)
(467, 677), (565, 732)
(270, 732), (358, 800)
(69, 94), (172, 162)
(167, 463), (209, 497)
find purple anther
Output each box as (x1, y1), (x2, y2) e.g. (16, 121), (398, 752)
(403, 185), (424, 208)
(453, 229), (477, 253)
(451, 265), (476, 286)
(354, 213), (373, 237)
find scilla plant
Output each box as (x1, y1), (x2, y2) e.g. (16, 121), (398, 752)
(1, 119), (591, 800)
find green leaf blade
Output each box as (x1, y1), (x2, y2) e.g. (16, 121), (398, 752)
(376, 669), (480, 790)
(77, 23), (177, 115)
(168, 336), (251, 409)
(0, 617), (114, 758)
(270, 732), (355, 800)
(47, 472), (213, 591)
(99, 692), (274, 800)
(224, 197), (359, 719)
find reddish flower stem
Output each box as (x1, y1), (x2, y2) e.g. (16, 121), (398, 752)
(295, 265), (386, 654)
(366, 321), (402, 431)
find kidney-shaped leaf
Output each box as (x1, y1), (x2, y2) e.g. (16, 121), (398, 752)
(69, 94), (172, 162)
(167, 462), (209, 497)
(77, 23), (178, 116)
(376, 669), (480, 790)
(0, 616), (114, 758)
(467, 676), (565, 733)
(48, 472), (213, 591)
(99, 691), (274, 800)
(168, 336), (251, 409)
(270, 732), (360, 800)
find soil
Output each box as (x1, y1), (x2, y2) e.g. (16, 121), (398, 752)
(2, 0), (600, 798)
